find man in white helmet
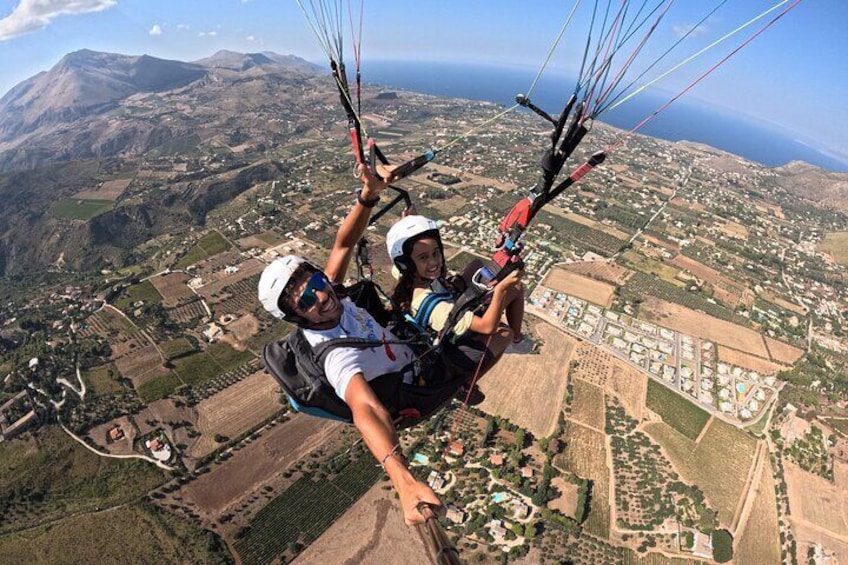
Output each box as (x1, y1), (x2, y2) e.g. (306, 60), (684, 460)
(257, 165), (441, 525)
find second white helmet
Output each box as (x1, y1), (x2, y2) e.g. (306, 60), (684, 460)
(385, 215), (441, 272)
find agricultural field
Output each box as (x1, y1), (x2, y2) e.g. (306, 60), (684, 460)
(823, 417), (848, 437)
(643, 419), (758, 528)
(0, 502), (227, 564)
(149, 271), (196, 306)
(112, 280), (163, 311)
(81, 306), (139, 339)
(236, 229), (287, 249)
(0, 426), (164, 534)
(292, 480), (432, 565)
(195, 258), (264, 297)
(529, 528), (629, 565)
(569, 378), (606, 431)
(547, 477), (580, 518)
(784, 461), (848, 537)
(179, 415), (344, 517)
(555, 421), (610, 537)
(209, 278), (262, 317)
(190, 358), (263, 401)
(109, 332), (149, 358)
(172, 353), (221, 388)
(73, 177), (133, 200)
(132, 398), (197, 441)
(791, 521), (848, 565)
(717, 220), (749, 240)
(563, 260), (632, 285)
(189, 371), (283, 459)
(764, 337), (805, 365)
(51, 198), (114, 220)
(190, 249), (244, 279)
(670, 254), (724, 285)
(818, 231), (848, 265)
(136, 372), (183, 403)
(785, 459), (848, 565)
(570, 344), (647, 419)
(717, 345), (787, 374)
(82, 363), (124, 396)
(620, 250), (681, 284)
(478, 323), (577, 437)
(735, 459), (781, 565)
(555, 210), (632, 240)
(234, 450), (383, 565)
(645, 379), (710, 441)
(543, 267), (617, 307)
(223, 313), (261, 345)
(623, 273), (750, 326)
(168, 342), (252, 389)
(159, 337), (195, 360)
(762, 290), (808, 315)
(175, 230), (233, 268)
(621, 553), (706, 565)
(538, 209), (627, 255)
(712, 283), (753, 312)
(246, 319), (294, 354)
(639, 297), (769, 358)
(166, 299), (208, 324)
(114, 344), (165, 387)
(607, 362), (648, 421)
(641, 234), (680, 254)
(207, 342), (254, 371)
(606, 400), (709, 531)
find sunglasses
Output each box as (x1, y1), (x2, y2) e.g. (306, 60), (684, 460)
(290, 271), (330, 311)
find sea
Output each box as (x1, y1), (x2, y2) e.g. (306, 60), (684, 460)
(362, 60), (848, 173)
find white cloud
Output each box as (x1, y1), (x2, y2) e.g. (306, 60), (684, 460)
(176, 23), (190, 30)
(198, 31), (218, 38)
(245, 35), (255, 41)
(672, 17), (717, 40)
(0, 0), (116, 41)
(149, 24), (163, 36)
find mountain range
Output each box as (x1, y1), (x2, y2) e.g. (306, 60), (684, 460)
(0, 49), (321, 173)
(0, 49), (326, 278)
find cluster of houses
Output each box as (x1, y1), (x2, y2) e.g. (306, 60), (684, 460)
(528, 285), (776, 422)
(408, 436), (537, 550)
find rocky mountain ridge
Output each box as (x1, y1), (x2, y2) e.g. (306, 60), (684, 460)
(0, 49), (321, 173)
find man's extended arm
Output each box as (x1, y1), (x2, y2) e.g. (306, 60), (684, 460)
(324, 166), (392, 283)
(344, 374), (441, 525)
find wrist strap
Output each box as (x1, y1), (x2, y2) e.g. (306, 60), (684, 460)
(357, 189), (380, 208)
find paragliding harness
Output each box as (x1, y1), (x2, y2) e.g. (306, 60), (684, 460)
(261, 280), (470, 427)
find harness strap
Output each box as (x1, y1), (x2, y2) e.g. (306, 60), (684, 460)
(311, 332), (421, 384)
(413, 292), (453, 332)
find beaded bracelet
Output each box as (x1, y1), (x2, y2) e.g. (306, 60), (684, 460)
(380, 443), (403, 467)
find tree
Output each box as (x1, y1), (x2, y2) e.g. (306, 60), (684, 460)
(712, 529), (733, 563)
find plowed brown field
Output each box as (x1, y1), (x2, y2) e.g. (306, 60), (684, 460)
(543, 267), (617, 307)
(189, 371), (283, 459)
(478, 323), (577, 437)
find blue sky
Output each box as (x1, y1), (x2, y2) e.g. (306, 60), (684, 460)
(0, 0), (846, 163)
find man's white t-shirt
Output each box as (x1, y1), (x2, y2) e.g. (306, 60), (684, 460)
(302, 299), (415, 401)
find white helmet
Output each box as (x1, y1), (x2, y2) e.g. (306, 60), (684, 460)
(257, 255), (309, 319)
(385, 215), (442, 273)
